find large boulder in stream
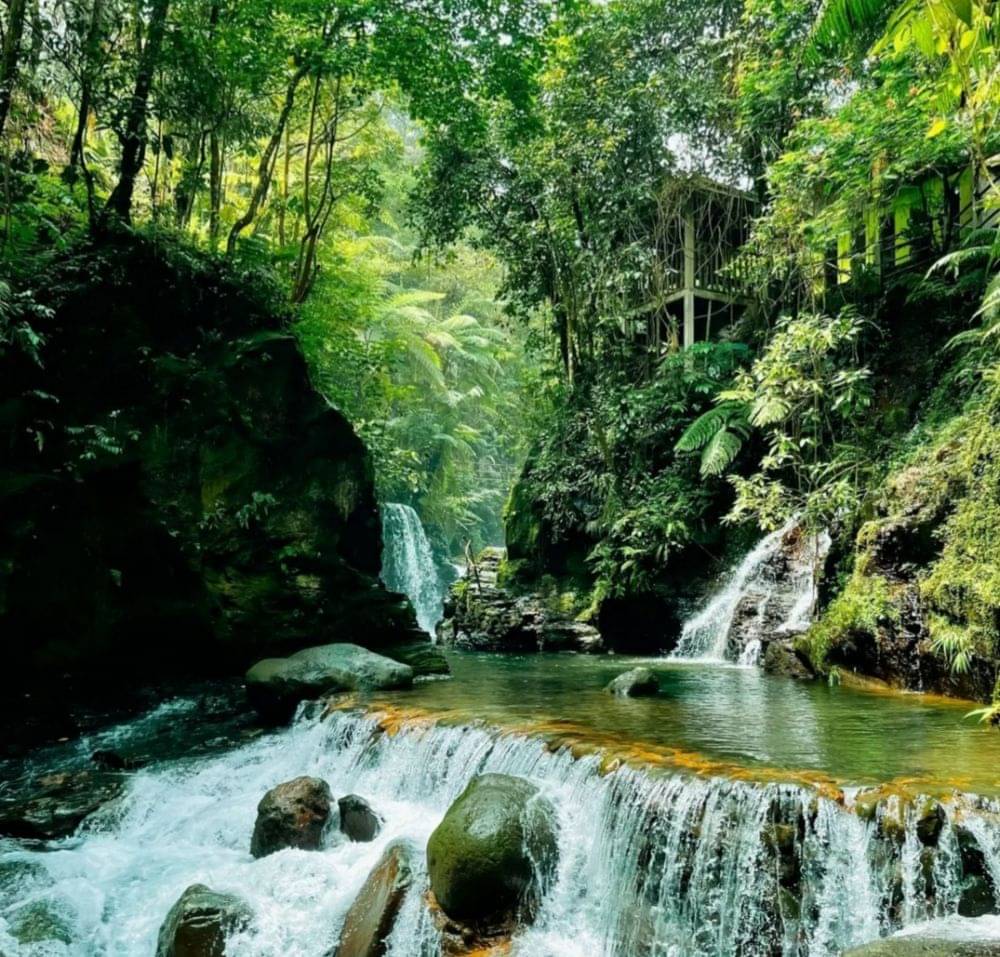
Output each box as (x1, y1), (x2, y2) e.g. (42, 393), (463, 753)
(250, 776), (334, 858)
(605, 667), (659, 697)
(156, 884), (252, 957)
(426, 773), (558, 927)
(331, 839), (415, 957)
(245, 643), (413, 721)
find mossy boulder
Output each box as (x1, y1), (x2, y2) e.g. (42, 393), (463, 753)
(332, 839), (415, 957)
(426, 774), (558, 927)
(250, 776), (334, 858)
(245, 643), (413, 721)
(156, 883), (252, 957)
(605, 668), (659, 697)
(7, 899), (75, 945)
(762, 641), (815, 680)
(0, 236), (436, 738)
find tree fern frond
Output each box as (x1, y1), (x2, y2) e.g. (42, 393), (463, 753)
(700, 429), (743, 478)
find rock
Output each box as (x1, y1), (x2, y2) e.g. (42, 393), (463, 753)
(605, 668), (659, 697)
(437, 549), (603, 654)
(843, 936), (1000, 955)
(250, 776), (334, 858)
(156, 883), (252, 957)
(338, 795), (382, 843)
(92, 748), (144, 771)
(957, 827), (997, 918)
(1, 235), (437, 735)
(245, 643), (414, 721)
(915, 798), (945, 847)
(426, 773), (558, 927)
(762, 641), (815, 680)
(7, 899), (74, 945)
(0, 770), (125, 840)
(382, 641), (450, 677)
(331, 840), (414, 957)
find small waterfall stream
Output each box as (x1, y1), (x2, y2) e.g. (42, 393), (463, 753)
(380, 503), (444, 636)
(3, 706), (999, 956)
(672, 522), (831, 665)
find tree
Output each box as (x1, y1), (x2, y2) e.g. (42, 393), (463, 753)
(101, 0), (171, 227)
(0, 0), (29, 139)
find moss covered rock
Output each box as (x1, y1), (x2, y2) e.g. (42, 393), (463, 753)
(245, 643), (413, 721)
(0, 236), (437, 733)
(605, 667), (659, 697)
(426, 774), (558, 927)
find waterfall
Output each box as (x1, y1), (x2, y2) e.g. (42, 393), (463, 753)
(3, 707), (999, 957)
(381, 503), (443, 636)
(672, 521), (831, 664)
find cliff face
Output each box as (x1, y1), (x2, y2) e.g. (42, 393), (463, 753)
(0, 236), (427, 699)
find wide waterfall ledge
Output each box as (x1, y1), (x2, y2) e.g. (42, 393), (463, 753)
(4, 695), (1000, 957)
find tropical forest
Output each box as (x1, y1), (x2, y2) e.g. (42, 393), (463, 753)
(2, 0), (1000, 953)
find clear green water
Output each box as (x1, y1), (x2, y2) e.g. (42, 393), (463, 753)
(368, 652), (1000, 795)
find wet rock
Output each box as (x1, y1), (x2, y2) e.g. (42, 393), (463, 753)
(383, 641), (450, 677)
(438, 550), (603, 654)
(0, 770), (125, 840)
(426, 773), (558, 927)
(956, 827), (997, 917)
(91, 749), (144, 771)
(331, 839), (414, 957)
(762, 641), (815, 680)
(250, 776), (334, 858)
(914, 798), (945, 847)
(156, 883), (252, 957)
(7, 899), (74, 945)
(844, 936), (1000, 955)
(762, 823), (800, 889)
(245, 643), (414, 722)
(339, 795), (382, 843)
(424, 891), (513, 956)
(605, 668), (659, 698)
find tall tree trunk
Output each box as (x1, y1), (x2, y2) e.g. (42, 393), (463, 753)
(278, 124), (290, 246)
(208, 129), (222, 248)
(225, 63), (308, 256)
(101, 0), (171, 228)
(174, 130), (206, 228)
(0, 0), (29, 140)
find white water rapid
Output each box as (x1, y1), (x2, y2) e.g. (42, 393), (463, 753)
(2, 704), (999, 957)
(672, 521), (832, 664)
(381, 502), (444, 636)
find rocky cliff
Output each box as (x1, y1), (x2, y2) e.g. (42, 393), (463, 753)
(0, 236), (431, 725)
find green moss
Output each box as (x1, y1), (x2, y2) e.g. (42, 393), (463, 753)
(803, 571), (901, 672)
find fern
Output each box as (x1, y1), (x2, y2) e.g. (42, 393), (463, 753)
(700, 428), (743, 477)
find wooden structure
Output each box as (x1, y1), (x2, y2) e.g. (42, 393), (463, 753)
(647, 178), (757, 350)
(816, 164), (998, 294)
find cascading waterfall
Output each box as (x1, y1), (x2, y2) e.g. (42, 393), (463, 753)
(381, 502), (444, 636)
(3, 705), (999, 957)
(672, 521), (831, 664)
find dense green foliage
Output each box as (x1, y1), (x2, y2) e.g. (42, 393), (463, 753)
(4, 0), (1000, 694)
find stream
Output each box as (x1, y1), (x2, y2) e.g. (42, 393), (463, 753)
(2, 654), (1000, 956)
(3, 522), (1000, 955)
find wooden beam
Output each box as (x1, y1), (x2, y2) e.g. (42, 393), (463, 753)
(684, 209), (695, 348)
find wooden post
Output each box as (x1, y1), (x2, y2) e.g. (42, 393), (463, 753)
(683, 208), (695, 348)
